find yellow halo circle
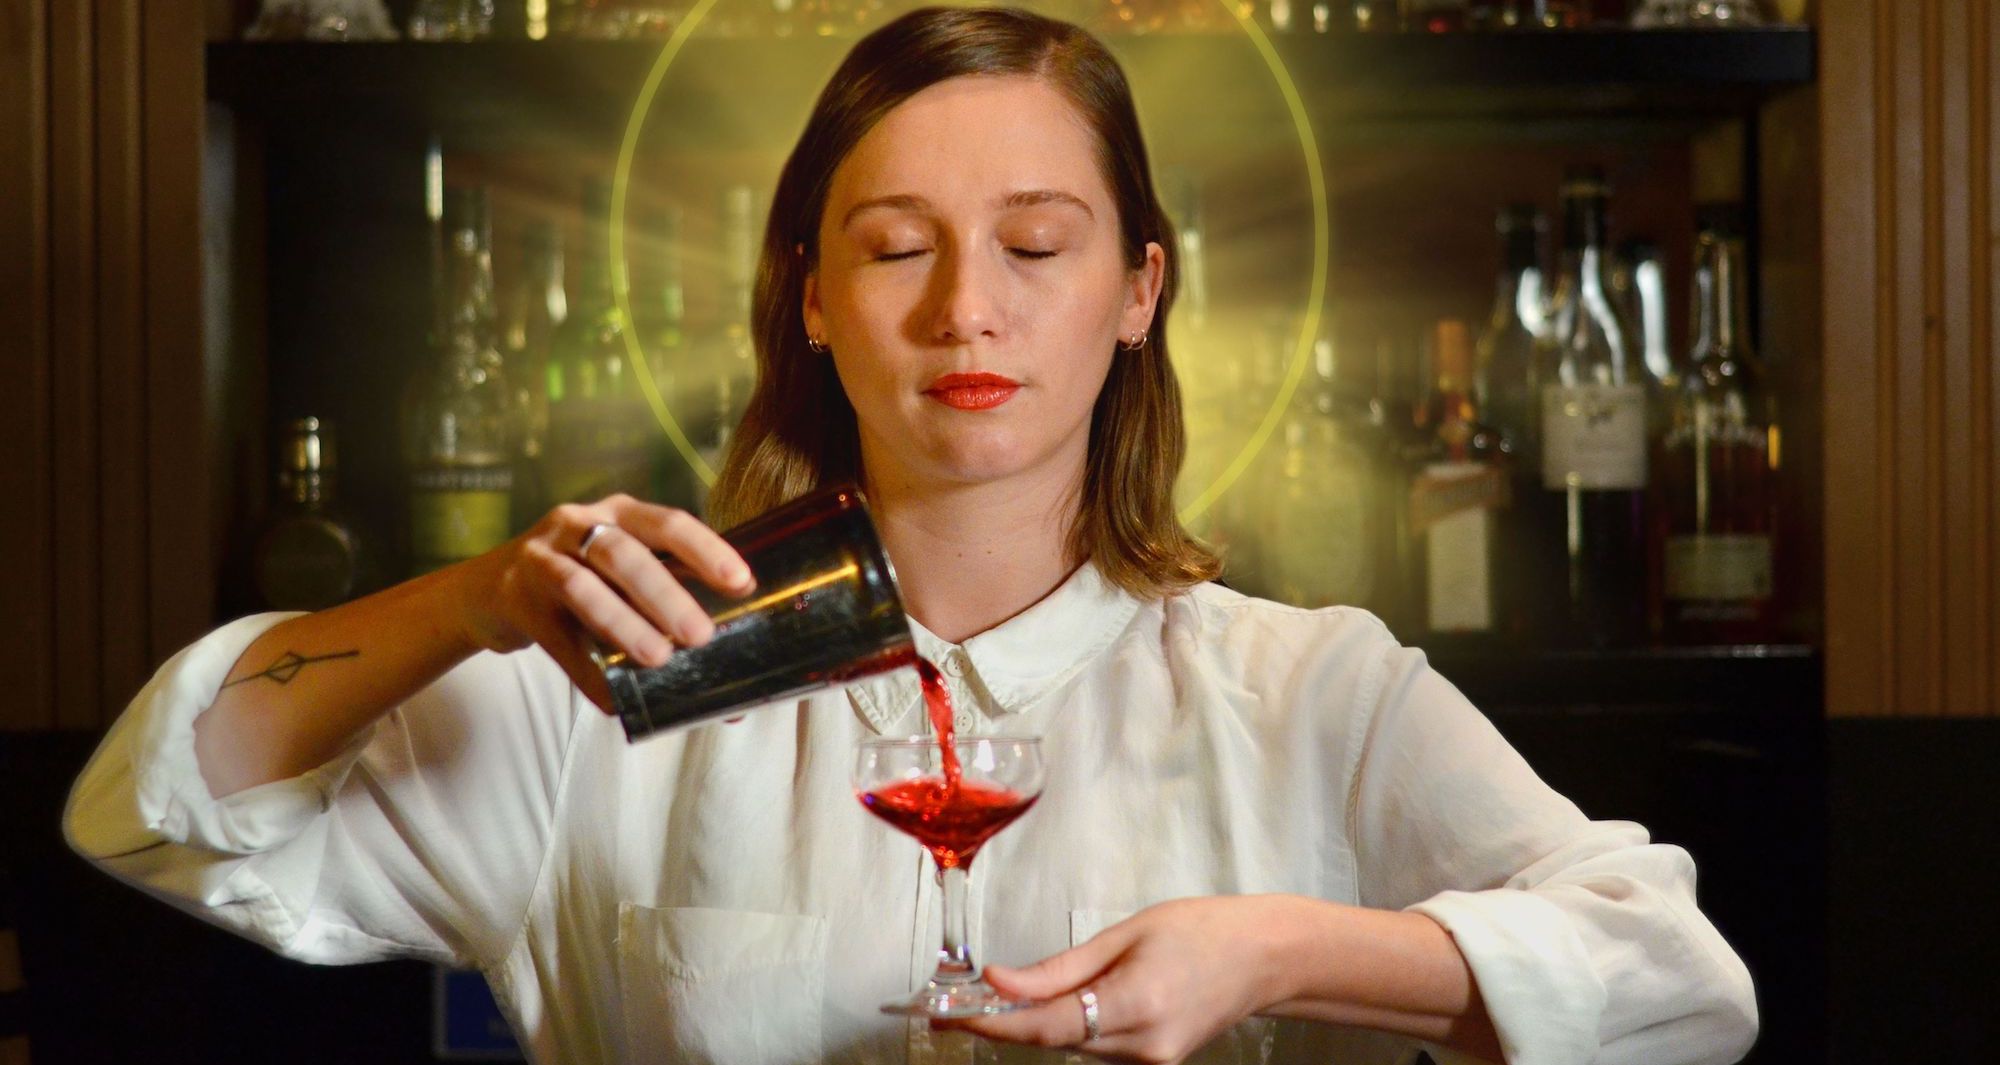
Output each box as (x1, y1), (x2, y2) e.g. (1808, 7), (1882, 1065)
(608, 1), (1328, 526)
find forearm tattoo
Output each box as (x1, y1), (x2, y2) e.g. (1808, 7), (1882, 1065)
(221, 649), (361, 689)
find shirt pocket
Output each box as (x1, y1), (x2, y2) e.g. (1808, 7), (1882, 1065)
(616, 903), (829, 1065)
(1066, 909), (1276, 1065)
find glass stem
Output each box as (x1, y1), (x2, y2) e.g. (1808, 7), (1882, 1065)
(934, 862), (976, 983)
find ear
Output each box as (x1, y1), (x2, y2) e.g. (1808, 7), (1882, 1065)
(801, 253), (826, 349)
(1118, 241), (1167, 344)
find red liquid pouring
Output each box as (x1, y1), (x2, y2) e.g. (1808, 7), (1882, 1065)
(859, 656), (1035, 868)
(860, 777), (1037, 870)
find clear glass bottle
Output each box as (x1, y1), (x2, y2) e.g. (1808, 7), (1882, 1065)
(1613, 238), (1677, 393)
(688, 184), (761, 517)
(1657, 204), (1779, 642)
(545, 177), (660, 507)
(503, 219), (565, 530)
(255, 417), (364, 610)
(1540, 165), (1652, 645)
(404, 186), (516, 575)
(1256, 335), (1389, 611)
(645, 201), (703, 512)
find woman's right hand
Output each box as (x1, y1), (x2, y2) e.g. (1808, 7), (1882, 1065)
(448, 494), (757, 713)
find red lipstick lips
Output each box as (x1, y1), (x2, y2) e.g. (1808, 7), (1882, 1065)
(924, 372), (1021, 411)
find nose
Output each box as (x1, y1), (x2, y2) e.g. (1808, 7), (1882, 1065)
(926, 243), (1002, 347)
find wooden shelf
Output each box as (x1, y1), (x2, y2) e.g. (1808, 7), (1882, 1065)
(1423, 643), (1821, 712)
(205, 28), (1815, 150)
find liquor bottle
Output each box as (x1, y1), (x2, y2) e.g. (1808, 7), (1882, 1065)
(254, 417), (364, 611)
(503, 219), (565, 530)
(1411, 321), (1510, 636)
(1476, 204), (1556, 640)
(404, 186), (515, 575)
(1657, 205), (1778, 642)
(688, 184), (760, 517)
(1257, 335), (1391, 612)
(544, 177), (660, 507)
(1540, 165), (1651, 645)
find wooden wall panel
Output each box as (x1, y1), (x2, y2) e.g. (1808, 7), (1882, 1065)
(1823, 0), (2000, 717)
(0, 0), (56, 729)
(0, 0), (209, 730)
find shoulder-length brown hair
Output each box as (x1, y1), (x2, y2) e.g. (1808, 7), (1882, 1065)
(706, 4), (1221, 600)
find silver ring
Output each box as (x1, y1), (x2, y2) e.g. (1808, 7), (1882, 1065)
(1078, 987), (1101, 1043)
(577, 522), (613, 563)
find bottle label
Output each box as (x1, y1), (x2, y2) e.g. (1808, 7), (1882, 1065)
(1666, 534), (1773, 603)
(411, 465), (513, 569)
(1541, 383), (1647, 491)
(1419, 462), (1495, 633)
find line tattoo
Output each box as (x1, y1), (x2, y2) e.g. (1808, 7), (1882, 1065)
(222, 649), (361, 689)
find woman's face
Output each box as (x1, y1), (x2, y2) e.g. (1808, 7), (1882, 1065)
(804, 74), (1165, 495)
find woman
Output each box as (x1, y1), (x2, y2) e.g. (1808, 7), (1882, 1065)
(65, 7), (1756, 1065)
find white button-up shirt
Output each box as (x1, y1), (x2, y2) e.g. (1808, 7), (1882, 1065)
(65, 561), (1756, 1065)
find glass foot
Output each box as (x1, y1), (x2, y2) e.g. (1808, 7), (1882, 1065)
(880, 977), (1037, 1018)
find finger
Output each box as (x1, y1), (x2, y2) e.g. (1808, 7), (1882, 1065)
(581, 523), (717, 647)
(608, 498), (755, 596)
(983, 924), (1137, 1001)
(528, 613), (616, 714)
(536, 543), (675, 669)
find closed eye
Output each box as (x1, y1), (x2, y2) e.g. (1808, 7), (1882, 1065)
(1011, 249), (1058, 260)
(875, 249), (927, 262)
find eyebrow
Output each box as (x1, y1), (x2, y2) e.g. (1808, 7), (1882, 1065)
(840, 189), (1095, 230)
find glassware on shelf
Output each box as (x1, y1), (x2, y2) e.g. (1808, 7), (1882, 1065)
(855, 735), (1046, 1018)
(1612, 238), (1676, 392)
(245, 0), (398, 39)
(502, 219), (564, 530)
(409, 0), (495, 40)
(1477, 204), (1558, 641)
(1632, 0), (1766, 27)
(1657, 204), (1779, 643)
(1405, 0), (1471, 32)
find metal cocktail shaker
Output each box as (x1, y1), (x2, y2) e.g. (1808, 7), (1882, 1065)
(595, 484), (916, 741)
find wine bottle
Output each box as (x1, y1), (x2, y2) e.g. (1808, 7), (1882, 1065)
(254, 417), (364, 611)
(688, 184), (760, 518)
(1657, 204), (1779, 642)
(1540, 165), (1652, 645)
(1476, 204), (1557, 641)
(404, 186), (515, 575)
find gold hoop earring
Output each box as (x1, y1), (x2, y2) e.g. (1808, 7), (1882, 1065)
(1118, 331), (1149, 352)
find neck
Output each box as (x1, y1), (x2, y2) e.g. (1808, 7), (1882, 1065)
(860, 450), (1084, 646)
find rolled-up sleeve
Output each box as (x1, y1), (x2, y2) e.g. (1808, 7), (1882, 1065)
(63, 611), (584, 970)
(1347, 641), (1758, 1065)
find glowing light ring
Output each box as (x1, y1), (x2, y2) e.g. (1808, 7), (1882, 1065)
(607, 1), (1328, 514)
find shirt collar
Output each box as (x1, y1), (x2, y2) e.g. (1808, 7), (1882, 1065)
(846, 558), (1141, 735)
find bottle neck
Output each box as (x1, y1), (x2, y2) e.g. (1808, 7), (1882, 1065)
(440, 228), (498, 365)
(1694, 232), (1755, 364)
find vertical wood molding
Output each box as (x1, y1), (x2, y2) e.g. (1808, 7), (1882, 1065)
(0, 0), (208, 730)
(1824, 0), (2000, 717)
(0, 0), (56, 729)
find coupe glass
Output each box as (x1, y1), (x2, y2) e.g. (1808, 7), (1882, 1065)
(854, 735), (1046, 1017)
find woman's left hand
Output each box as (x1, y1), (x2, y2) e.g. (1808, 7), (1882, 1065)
(946, 896), (1300, 1065)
